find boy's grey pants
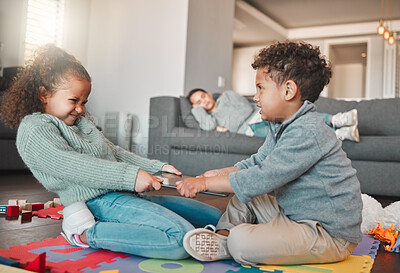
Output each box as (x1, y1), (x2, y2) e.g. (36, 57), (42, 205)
(216, 194), (358, 265)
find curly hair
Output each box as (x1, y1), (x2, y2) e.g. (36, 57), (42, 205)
(252, 41), (332, 102)
(0, 44), (91, 128)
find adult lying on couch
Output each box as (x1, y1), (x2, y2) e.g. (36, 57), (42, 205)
(187, 88), (359, 142)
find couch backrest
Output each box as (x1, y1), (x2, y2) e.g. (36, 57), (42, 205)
(314, 97), (400, 136)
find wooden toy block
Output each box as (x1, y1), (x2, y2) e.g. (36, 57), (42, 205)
(53, 198), (61, 207)
(21, 210), (33, 221)
(0, 205), (7, 216)
(6, 206), (19, 217)
(24, 252), (46, 273)
(8, 200), (18, 206)
(21, 203), (32, 211)
(18, 200), (27, 212)
(44, 201), (54, 209)
(31, 203), (44, 211)
(18, 200), (27, 205)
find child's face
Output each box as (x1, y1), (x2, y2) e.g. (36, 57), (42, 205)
(189, 91), (216, 112)
(41, 76), (91, 126)
(253, 68), (287, 123)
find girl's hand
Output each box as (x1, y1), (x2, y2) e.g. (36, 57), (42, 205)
(135, 169), (163, 193)
(162, 164), (182, 176)
(176, 177), (207, 198)
(198, 166), (239, 178)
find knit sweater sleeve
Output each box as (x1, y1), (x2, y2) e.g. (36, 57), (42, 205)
(191, 106), (218, 130)
(17, 120), (138, 192)
(216, 91), (254, 132)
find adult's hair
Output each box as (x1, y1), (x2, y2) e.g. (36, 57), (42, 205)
(252, 41), (332, 102)
(186, 88), (207, 104)
(0, 44), (91, 128)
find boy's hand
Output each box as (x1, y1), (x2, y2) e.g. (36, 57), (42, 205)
(198, 166), (239, 178)
(176, 177), (207, 198)
(162, 164), (182, 176)
(135, 169), (163, 193)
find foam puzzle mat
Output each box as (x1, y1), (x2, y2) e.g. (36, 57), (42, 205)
(0, 235), (378, 273)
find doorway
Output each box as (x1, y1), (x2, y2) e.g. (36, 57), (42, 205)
(328, 43), (367, 99)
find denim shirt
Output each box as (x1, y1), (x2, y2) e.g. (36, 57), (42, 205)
(229, 101), (363, 243)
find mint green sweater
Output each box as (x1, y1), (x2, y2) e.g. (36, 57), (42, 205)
(16, 113), (165, 206)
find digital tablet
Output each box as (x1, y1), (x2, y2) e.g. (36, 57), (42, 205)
(154, 172), (229, 197)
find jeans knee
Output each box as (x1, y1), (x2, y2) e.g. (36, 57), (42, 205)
(169, 246), (190, 260)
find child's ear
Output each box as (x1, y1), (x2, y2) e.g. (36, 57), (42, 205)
(38, 86), (48, 103)
(284, 80), (298, 101)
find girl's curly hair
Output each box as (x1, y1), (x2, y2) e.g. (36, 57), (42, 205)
(0, 44), (91, 128)
(252, 41), (332, 102)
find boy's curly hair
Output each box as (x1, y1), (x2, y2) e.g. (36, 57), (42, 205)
(0, 44), (91, 128)
(252, 41), (332, 102)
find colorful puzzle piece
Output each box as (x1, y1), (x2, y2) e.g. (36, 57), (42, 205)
(0, 235), (377, 273)
(32, 206), (64, 220)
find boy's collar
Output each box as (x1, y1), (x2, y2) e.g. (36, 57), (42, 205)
(268, 100), (316, 137)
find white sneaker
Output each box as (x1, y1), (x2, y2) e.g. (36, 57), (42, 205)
(335, 125), (360, 142)
(331, 109), (358, 128)
(183, 225), (231, 261)
(61, 201), (95, 248)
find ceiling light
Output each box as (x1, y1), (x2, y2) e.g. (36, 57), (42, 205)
(361, 53), (367, 58)
(388, 33), (395, 45)
(378, 0), (396, 45)
(383, 27), (390, 40)
(377, 19), (385, 35)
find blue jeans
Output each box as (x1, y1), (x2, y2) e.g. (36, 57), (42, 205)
(85, 192), (222, 259)
(250, 113), (334, 138)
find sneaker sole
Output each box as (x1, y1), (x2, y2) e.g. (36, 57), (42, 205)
(183, 228), (231, 261)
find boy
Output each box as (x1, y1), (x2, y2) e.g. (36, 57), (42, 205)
(176, 41), (362, 265)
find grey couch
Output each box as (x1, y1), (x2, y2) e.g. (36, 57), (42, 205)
(0, 67), (27, 170)
(148, 95), (400, 197)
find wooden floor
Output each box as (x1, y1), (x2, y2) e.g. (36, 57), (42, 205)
(0, 171), (399, 273)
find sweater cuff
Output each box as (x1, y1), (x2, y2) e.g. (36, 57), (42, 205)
(229, 171), (250, 203)
(121, 166), (139, 191)
(150, 161), (166, 174)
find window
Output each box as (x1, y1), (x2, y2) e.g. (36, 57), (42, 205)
(24, 0), (65, 60)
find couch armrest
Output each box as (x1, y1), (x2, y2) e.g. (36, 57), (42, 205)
(148, 96), (181, 162)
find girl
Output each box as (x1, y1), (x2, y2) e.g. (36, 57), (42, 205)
(0, 44), (221, 259)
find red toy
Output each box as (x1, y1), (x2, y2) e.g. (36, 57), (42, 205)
(6, 206), (19, 217)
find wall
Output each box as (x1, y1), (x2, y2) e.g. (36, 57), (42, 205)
(0, 0), (90, 68)
(331, 64), (365, 98)
(184, 0), (234, 94)
(231, 46), (259, 95)
(232, 36), (386, 99)
(86, 0), (236, 156)
(0, 0), (26, 67)
(62, 0), (91, 65)
(86, 0), (189, 156)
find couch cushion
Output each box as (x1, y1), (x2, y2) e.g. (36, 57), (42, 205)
(315, 97), (400, 136)
(0, 122), (17, 139)
(342, 136), (400, 161)
(169, 127), (264, 155)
